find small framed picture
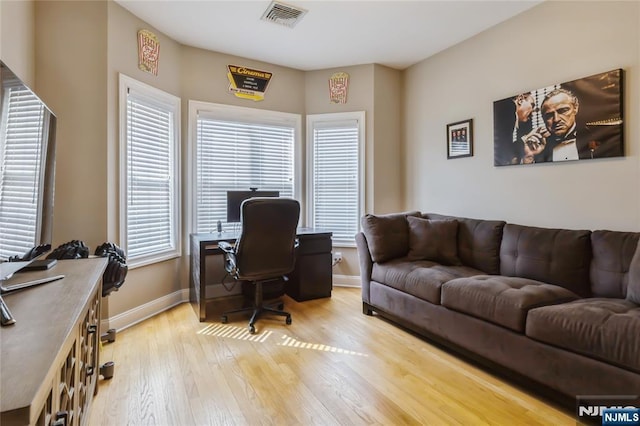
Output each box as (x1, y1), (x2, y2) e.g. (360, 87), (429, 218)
(447, 119), (473, 159)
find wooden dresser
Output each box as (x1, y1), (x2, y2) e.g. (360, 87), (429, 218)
(0, 258), (107, 426)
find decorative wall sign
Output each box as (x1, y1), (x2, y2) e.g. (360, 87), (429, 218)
(227, 65), (273, 101)
(493, 69), (623, 166)
(447, 119), (473, 159)
(137, 29), (160, 76)
(329, 72), (349, 104)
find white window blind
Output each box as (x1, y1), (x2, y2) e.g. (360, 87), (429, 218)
(308, 113), (364, 246)
(120, 74), (180, 267)
(195, 115), (295, 233)
(0, 85), (46, 259)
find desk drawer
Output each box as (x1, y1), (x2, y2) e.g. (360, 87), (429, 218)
(287, 253), (332, 301)
(298, 235), (331, 255)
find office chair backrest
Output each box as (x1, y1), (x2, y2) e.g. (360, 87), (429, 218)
(234, 197), (300, 281)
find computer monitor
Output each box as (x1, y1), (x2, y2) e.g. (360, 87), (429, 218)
(226, 190), (280, 223)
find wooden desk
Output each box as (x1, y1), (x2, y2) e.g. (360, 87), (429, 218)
(0, 258), (107, 426)
(190, 228), (332, 322)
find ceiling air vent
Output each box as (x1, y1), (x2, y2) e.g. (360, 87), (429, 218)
(261, 1), (308, 28)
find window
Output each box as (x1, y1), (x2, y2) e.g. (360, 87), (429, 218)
(0, 84), (48, 259)
(307, 112), (365, 246)
(119, 74), (181, 267)
(189, 102), (300, 234)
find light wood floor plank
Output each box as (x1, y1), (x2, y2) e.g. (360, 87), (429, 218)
(89, 288), (575, 425)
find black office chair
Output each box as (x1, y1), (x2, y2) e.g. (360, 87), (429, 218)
(220, 197), (300, 334)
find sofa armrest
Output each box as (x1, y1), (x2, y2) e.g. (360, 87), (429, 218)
(356, 232), (374, 304)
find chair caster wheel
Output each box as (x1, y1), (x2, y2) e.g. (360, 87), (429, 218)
(249, 324), (256, 334)
(221, 316), (228, 324)
(286, 316), (292, 325)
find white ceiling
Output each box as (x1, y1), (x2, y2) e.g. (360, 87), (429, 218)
(115, 0), (541, 71)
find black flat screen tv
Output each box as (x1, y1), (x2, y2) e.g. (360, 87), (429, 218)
(0, 61), (57, 261)
(226, 190), (279, 223)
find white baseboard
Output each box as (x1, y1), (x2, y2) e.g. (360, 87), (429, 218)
(105, 276), (360, 331)
(105, 288), (189, 332)
(333, 274), (360, 287)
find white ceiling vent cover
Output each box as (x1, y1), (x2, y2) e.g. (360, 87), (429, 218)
(261, 1), (308, 28)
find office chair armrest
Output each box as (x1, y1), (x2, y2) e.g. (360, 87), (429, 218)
(218, 241), (235, 254)
(218, 241), (238, 276)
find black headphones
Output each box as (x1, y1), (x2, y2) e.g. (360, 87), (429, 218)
(95, 243), (128, 297)
(46, 240), (90, 260)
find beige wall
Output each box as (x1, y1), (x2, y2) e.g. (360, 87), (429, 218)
(181, 46), (305, 114)
(35, 1), (109, 247)
(372, 64), (403, 213)
(1, 0), (35, 87)
(403, 1), (640, 232)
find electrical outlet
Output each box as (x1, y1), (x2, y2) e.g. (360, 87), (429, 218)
(332, 251), (343, 264)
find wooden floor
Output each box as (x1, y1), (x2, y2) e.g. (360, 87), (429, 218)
(89, 287), (575, 425)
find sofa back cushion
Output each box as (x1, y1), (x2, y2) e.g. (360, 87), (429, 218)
(423, 213), (505, 274)
(500, 223), (592, 297)
(627, 238), (640, 304)
(590, 230), (640, 298)
(406, 217), (462, 265)
(361, 211), (420, 263)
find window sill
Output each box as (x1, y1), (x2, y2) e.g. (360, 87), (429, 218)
(332, 241), (357, 249)
(128, 251), (181, 269)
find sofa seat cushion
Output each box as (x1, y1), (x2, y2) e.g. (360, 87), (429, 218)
(441, 276), (579, 333)
(526, 299), (640, 373)
(371, 258), (482, 304)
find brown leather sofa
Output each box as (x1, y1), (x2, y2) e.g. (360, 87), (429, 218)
(355, 211), (640, 406)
